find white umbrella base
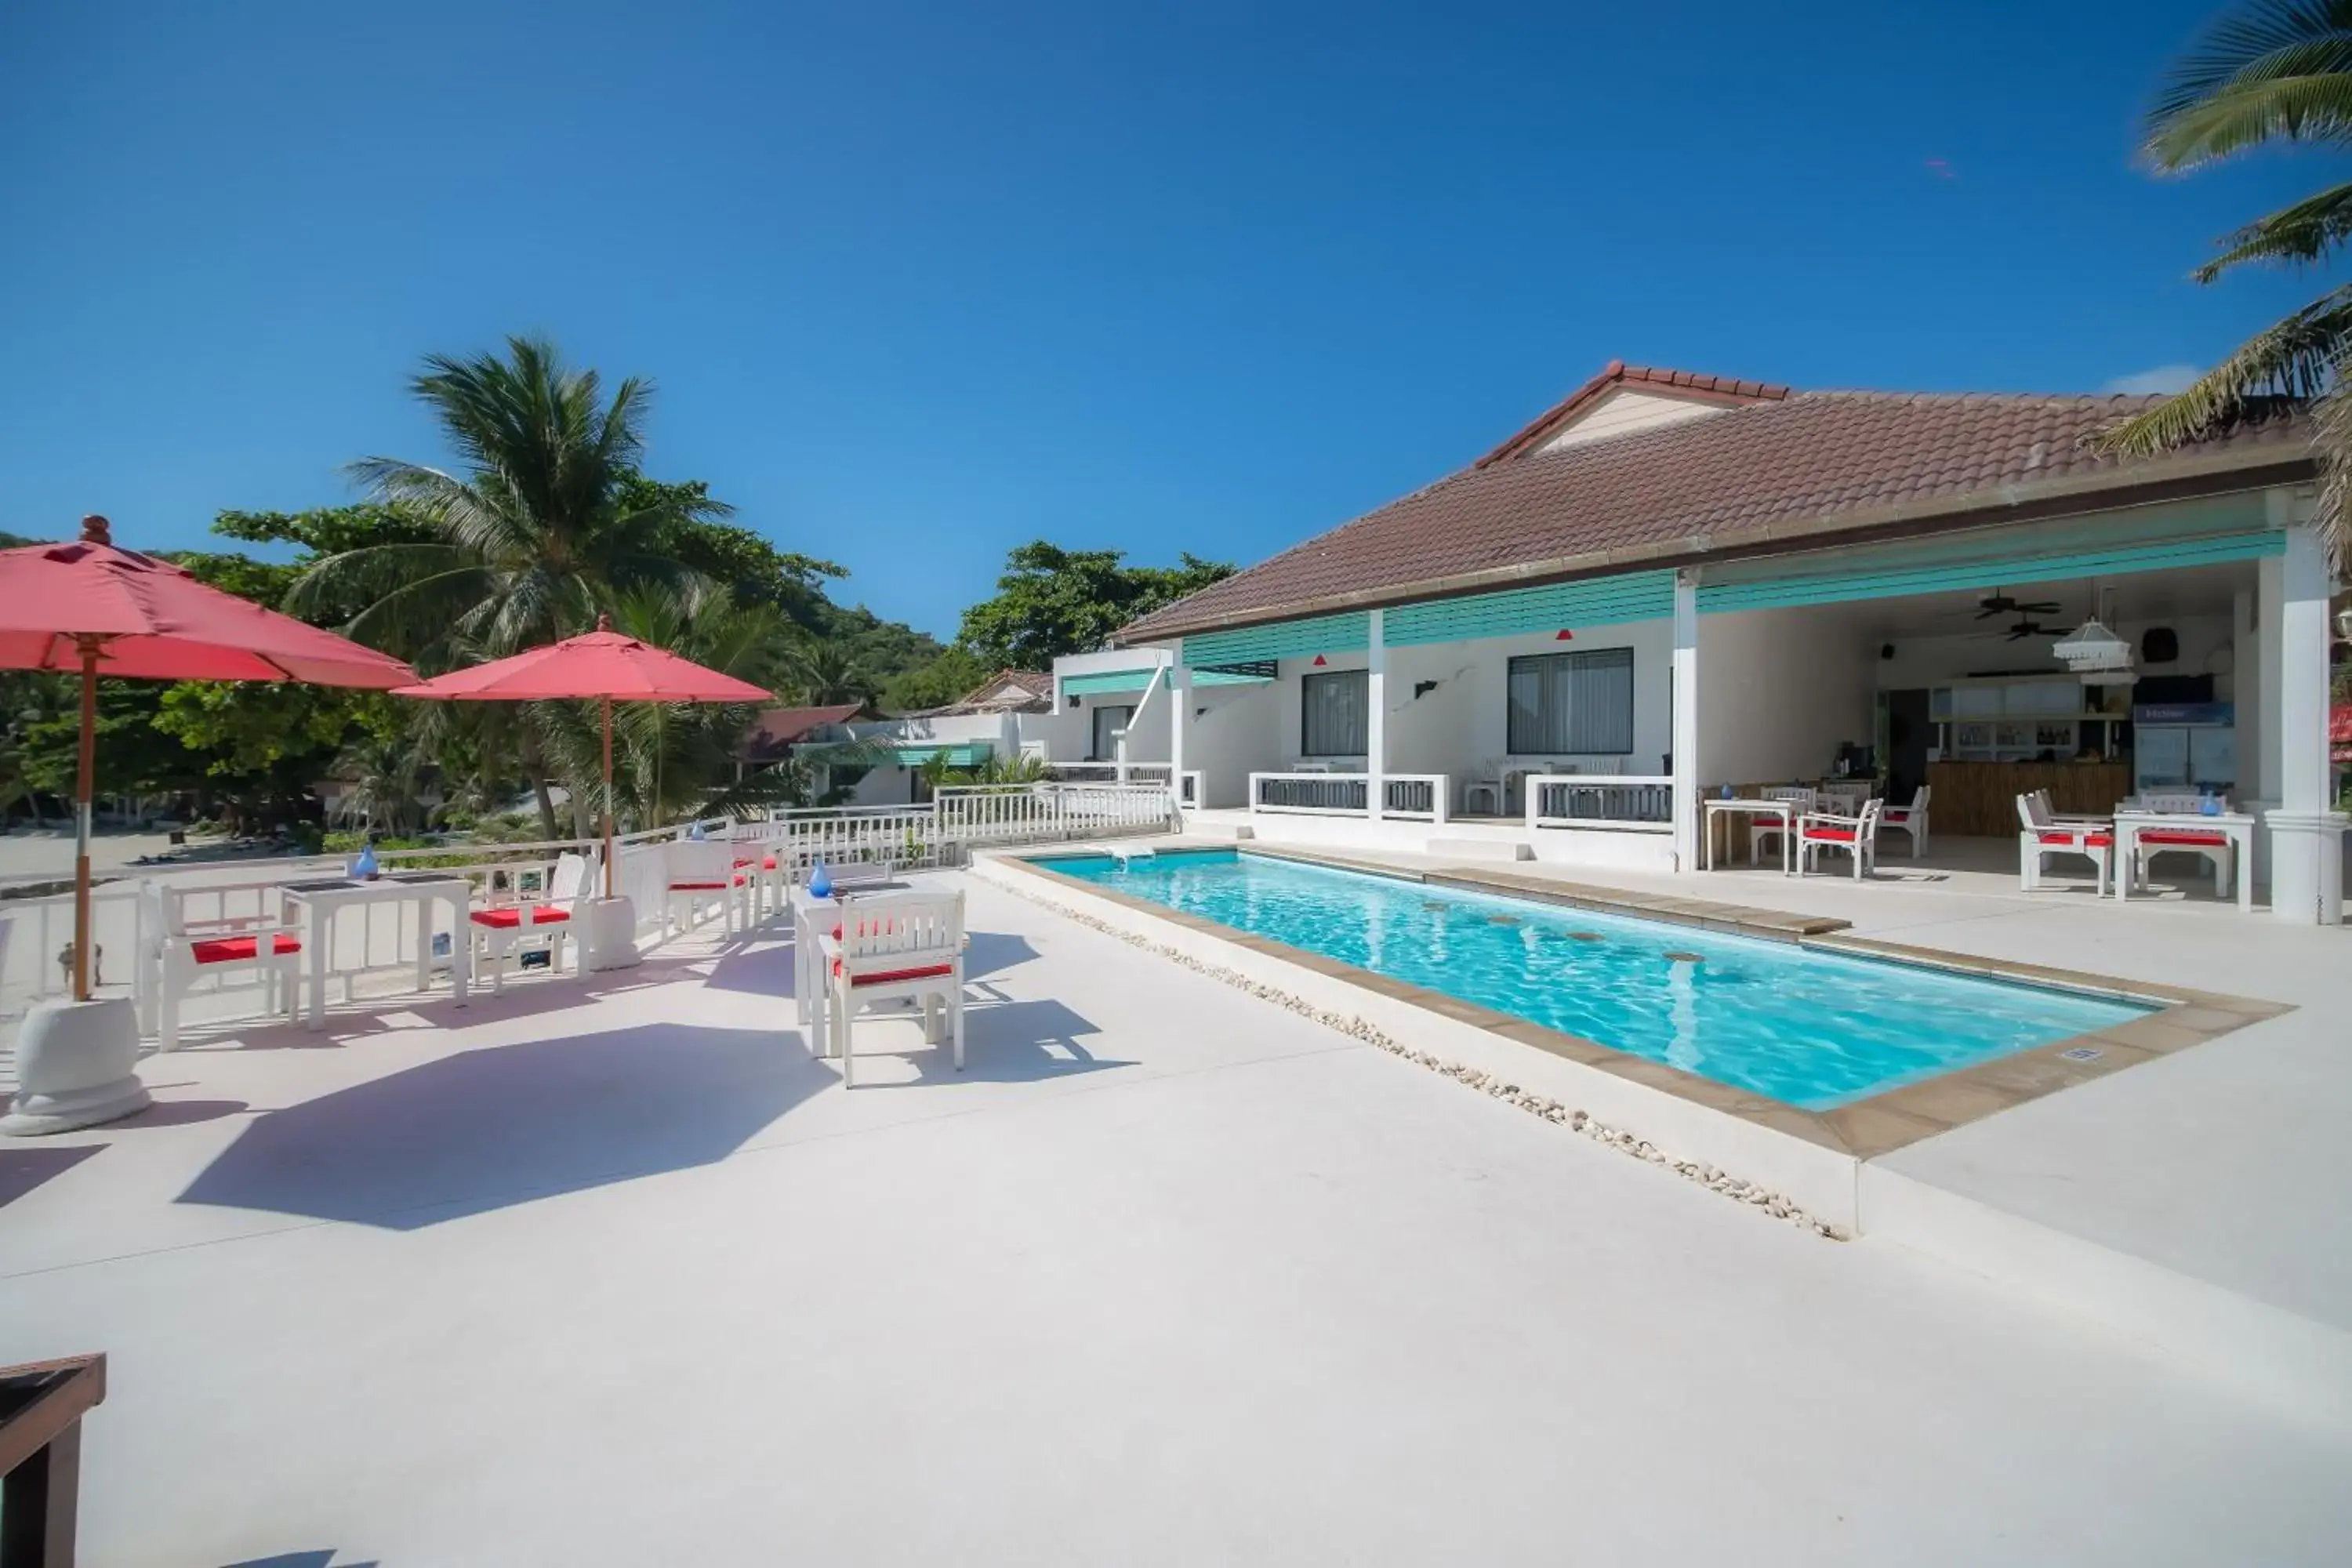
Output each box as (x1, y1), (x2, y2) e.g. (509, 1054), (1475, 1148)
(583, 896), (643, 972)
(3, 996), (152, 1136)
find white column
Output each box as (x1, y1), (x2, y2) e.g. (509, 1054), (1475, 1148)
(2267, 510), (2345, 923)
(1366, 609), (1387, 822)
(2233, 586), (2261, 802)
(1671, 572), (1700, 873)
(1170, 655), (1192, 814)
(2256, 526), (2286, 805)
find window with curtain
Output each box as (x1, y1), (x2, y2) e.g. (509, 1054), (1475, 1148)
(1507, 648), (1634, 756)
(1301, 670), (1369, 757)
(1089, 704), (1134, 761)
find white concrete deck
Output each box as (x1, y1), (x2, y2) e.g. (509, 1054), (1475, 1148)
(3, 872), (2348, 1565)
(1106, 827), (2352, 1409)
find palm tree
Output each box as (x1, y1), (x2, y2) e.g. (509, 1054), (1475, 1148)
(330, 732), (430, 837)
(2096, 0), (2352, 561)
(289, 336), (728, 832)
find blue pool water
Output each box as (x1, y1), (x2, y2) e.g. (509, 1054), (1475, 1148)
(1034, 850), (2149, 1110)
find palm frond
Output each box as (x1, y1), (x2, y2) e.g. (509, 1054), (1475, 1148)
(2091, 283), (2352, 455)
(2194, 180), (2352, 278)
(2146, 0), (2352, 168)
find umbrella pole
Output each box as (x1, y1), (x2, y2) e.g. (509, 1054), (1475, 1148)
(73, 636), (99, 1003)
(601, 695), (615, 900)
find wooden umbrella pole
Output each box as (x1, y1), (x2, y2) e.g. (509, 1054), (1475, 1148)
(601, 695), (616, 900)
(73, 635), (100, 1002)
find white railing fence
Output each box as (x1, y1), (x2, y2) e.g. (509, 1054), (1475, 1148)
(1250, 772), (1369, 815)
(1044, 762), (1203, 805)
(1248, 772), (1450, 822)
(2, 786), (1174, 1028)
(1527, 775), (1675, 833)
(1382, 775), (1450, 824)
(0, 821), (724, 1022)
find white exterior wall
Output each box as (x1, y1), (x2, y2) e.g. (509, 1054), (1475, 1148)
(1699, 608), (1875, 786)
(837, 708), (1094, 805)
(1536, 390), (1728, 453)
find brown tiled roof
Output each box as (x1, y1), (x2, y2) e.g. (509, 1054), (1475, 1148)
(744, 703), (870, 758)
(909, 670), (1054, 717)
(1119, 371), (2309, 644)
(1474, 360), (1791, 467)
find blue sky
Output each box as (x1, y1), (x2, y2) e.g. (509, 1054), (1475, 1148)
(0, 1), (2332, 637)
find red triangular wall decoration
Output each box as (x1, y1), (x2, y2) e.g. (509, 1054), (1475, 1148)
(1554, 630), (1574, 641)
(1312, 654), (1327, 666)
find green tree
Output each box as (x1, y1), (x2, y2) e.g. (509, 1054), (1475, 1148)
(782, 642), (875, 706)
(2097, 0), (2352, 561)
(956, 543), (1232, 669)
(878, 645), (993, 713)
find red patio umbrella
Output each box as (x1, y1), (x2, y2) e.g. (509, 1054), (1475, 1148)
(391, 614), (772, 900)
(0, 517), (419, 1001)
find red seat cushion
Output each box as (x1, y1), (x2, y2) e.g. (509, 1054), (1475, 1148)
(762, 855), (779, 871)
(470, 906), (572, 929)
(832, 960), (956, 985)
(2039, 831), (2112, 848)
(670, 880), (728, 891)
(1802, 826), (1857, 841)
(189, 934), (299, 964)
(2140, 830), (2227, 847)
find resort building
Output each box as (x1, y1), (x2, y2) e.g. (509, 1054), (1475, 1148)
(1052, 362), (2348, 921)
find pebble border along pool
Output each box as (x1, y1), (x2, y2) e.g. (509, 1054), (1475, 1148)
(988, 866), (1852, 1240)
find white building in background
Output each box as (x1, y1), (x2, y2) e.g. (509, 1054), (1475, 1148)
(1050, 361), (2348, 921)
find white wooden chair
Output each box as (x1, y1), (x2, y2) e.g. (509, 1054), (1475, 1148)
(1797, 798), (1884, 880)
(818, 890), (965, 1087)
(469, 851), (592, 993)
(2016, 793), (2112, 895)
(791, 856), (906, 1026)
(664, 838), (742, 936)
(1750, 786), (1817, 865)
(1878, 785), (1932, 858)
(142, 880), (302, 1052)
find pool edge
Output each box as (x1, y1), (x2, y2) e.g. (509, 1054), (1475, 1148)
(978, 843), (2288, 1174)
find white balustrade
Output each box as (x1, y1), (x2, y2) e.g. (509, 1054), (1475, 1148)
(1248, 772), (1450, 822)
(1, 784), (1173, 1036)
(1526, 775), (1675, 833)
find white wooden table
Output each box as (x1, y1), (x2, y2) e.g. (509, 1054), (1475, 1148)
(2111, 811), (2256, 912)
(281, 873), (475, 1029)
(1701, 799), (1798, 875)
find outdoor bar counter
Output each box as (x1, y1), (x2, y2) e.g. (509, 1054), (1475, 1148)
(1926, 760), (2132, 837)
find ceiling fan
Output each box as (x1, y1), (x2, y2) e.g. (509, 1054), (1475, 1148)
(1976, 588), (2061, 620)
(2002, 619), (2053, 641)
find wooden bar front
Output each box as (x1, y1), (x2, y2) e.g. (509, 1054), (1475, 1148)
(1926, 761), (2131, 837)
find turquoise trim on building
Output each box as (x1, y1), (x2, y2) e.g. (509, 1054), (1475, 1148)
(1060, 669), (1159, 696)
(1183, 611), (1370, 666)
(1384, 571), (1677, 646)
(1192, 669), (1272, 686)
(1697, 531), (2284, 615)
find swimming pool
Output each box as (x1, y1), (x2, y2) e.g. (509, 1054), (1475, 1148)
(1030, 849), (2150, 1110)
